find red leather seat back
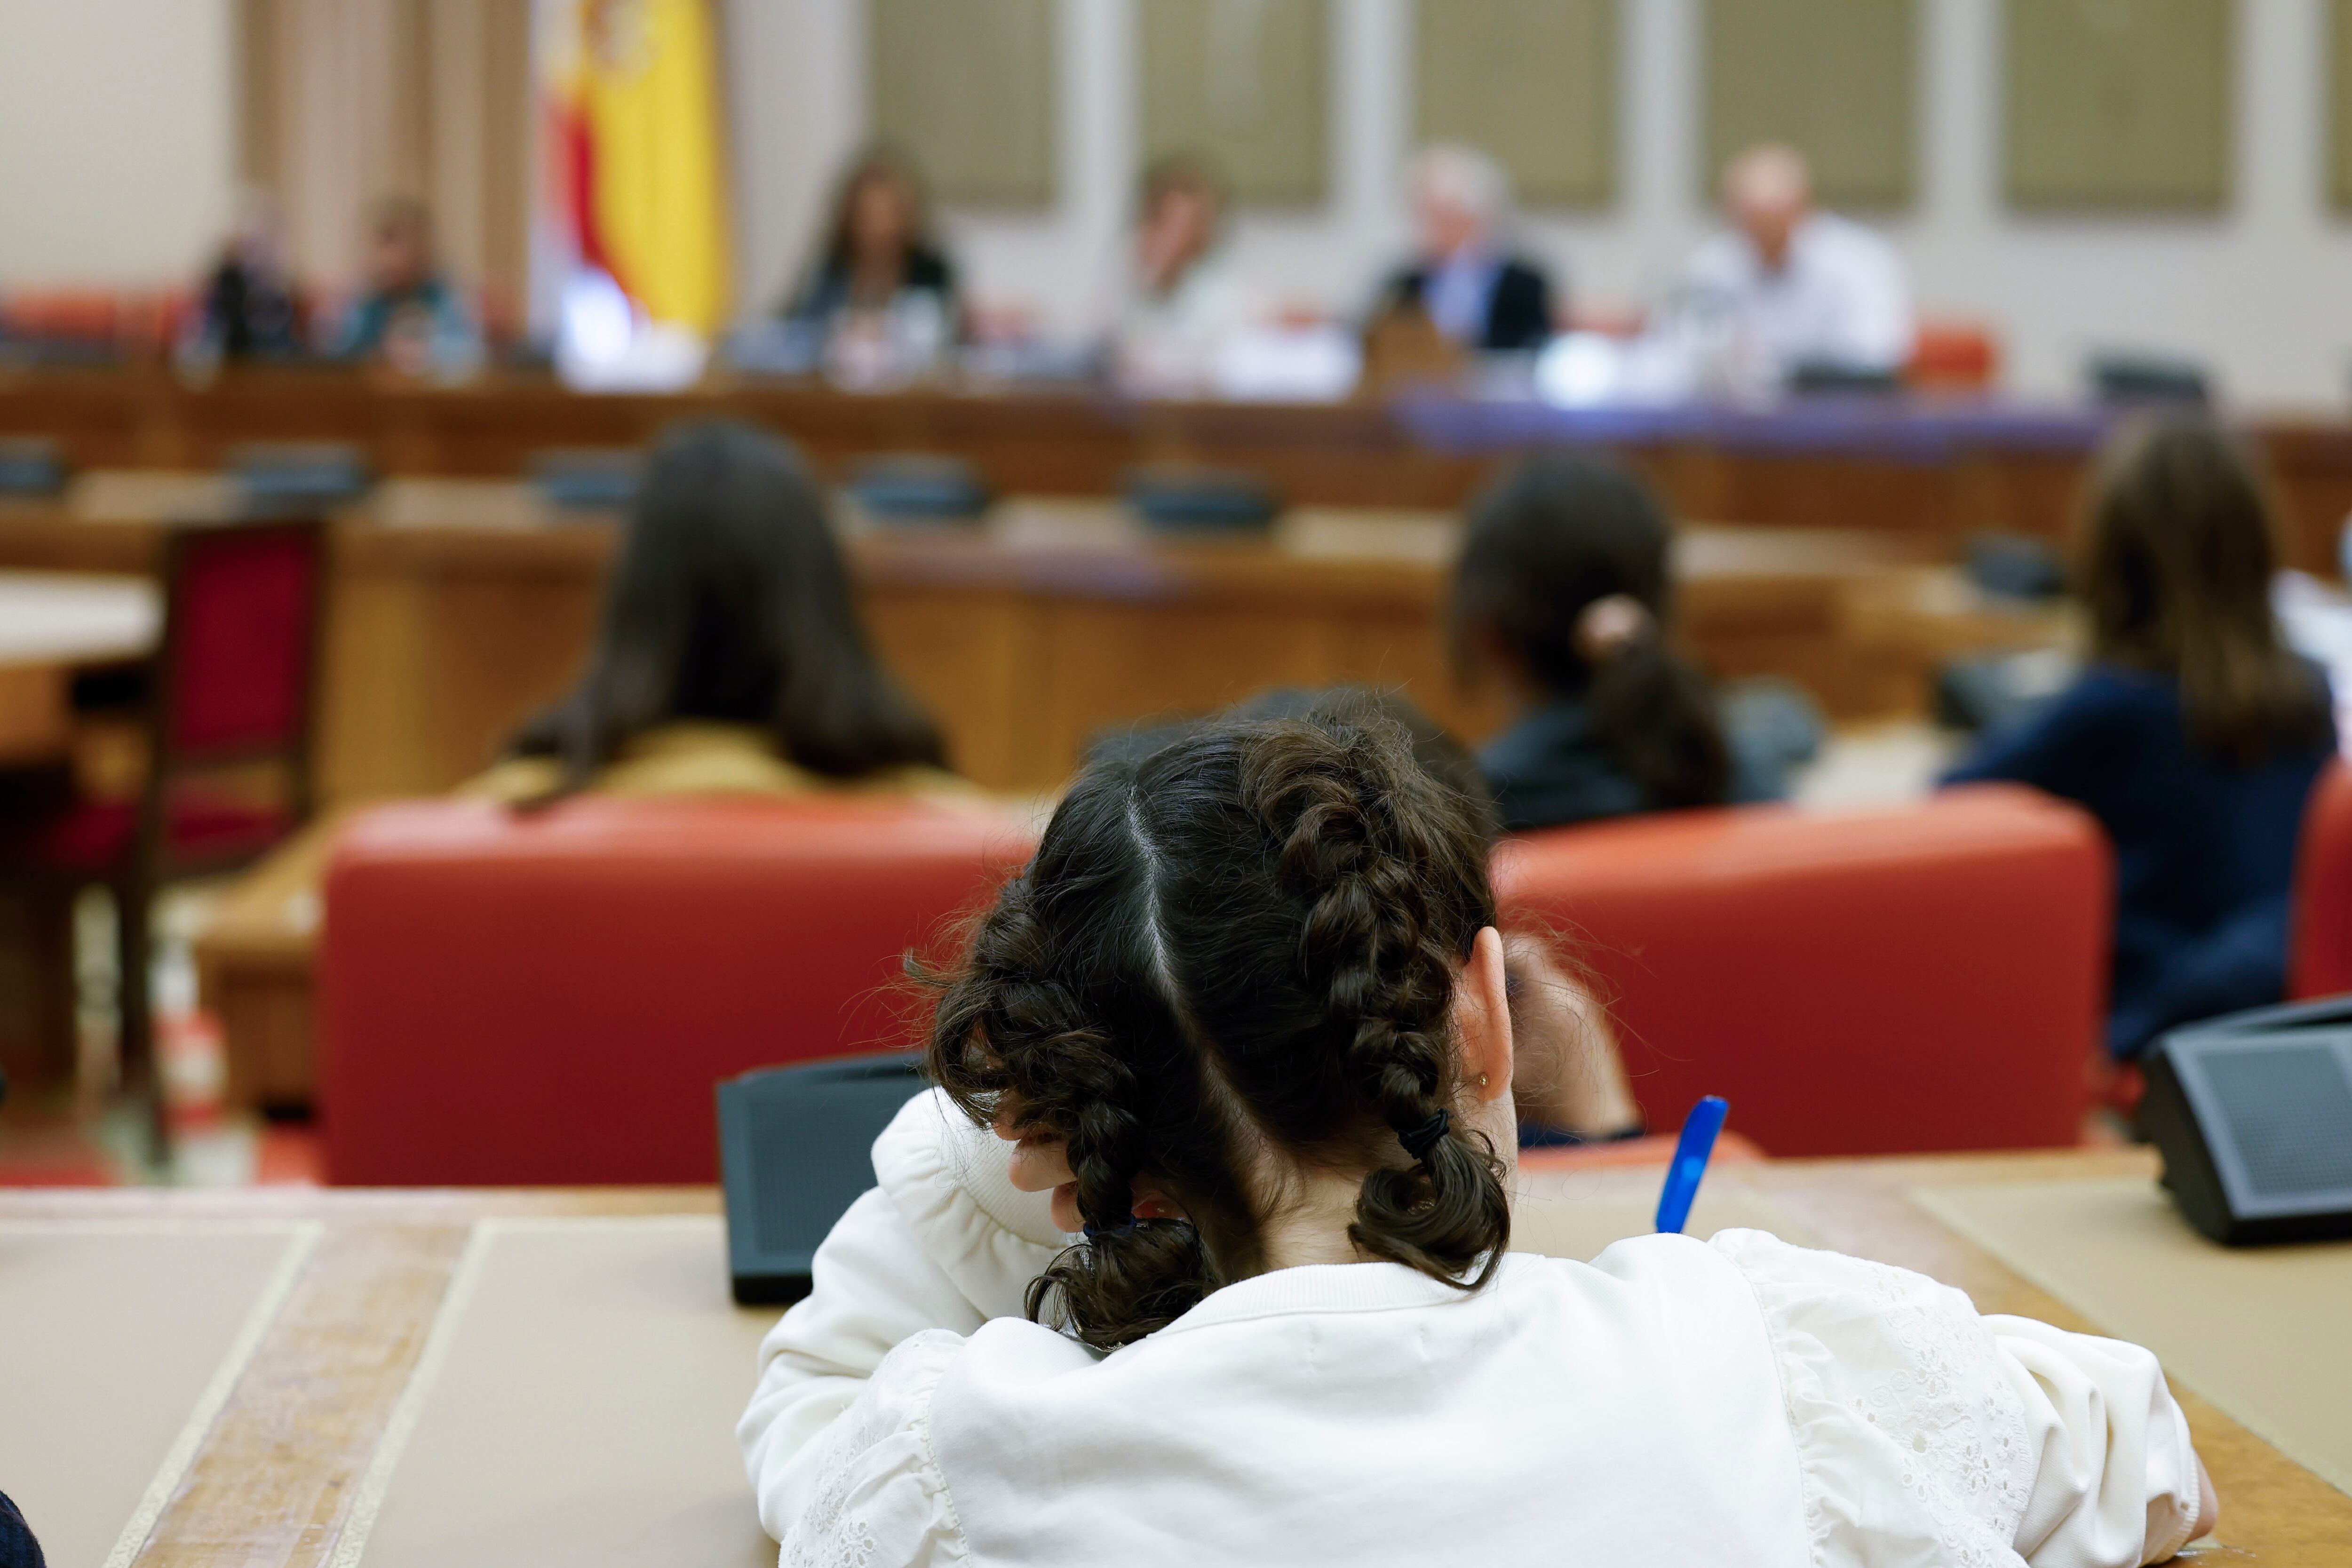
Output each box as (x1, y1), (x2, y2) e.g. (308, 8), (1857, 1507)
(1494, 785), (2109, 1156)
(2291, 758), (2352, 999)
(168, 526), (321, 757)
(319, 795), (1035, 1185)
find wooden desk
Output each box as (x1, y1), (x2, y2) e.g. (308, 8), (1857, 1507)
(8, 366), (2352, 573)
(0, 569), (157, 765)
(3, 1150), (2343, 1566)
(2, 484), (2009, 803)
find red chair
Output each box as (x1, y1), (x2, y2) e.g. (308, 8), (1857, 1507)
(317, 795), (1036, 1185)
(2290, 757), (2352, 999)
(1, 518), (326, 1125)
(1494, 785), (2109, 1156)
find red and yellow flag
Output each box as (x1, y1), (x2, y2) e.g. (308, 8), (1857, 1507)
(545, 0), (731, 334)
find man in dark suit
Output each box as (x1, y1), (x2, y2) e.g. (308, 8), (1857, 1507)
(1381, 144), (1559, 353)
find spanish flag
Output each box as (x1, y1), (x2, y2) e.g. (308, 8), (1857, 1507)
(545, 0), (732, 335)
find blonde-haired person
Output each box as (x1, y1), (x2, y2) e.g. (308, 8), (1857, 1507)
(1945, 414), (2336, 1059)
(1379, 144), (1559, 352)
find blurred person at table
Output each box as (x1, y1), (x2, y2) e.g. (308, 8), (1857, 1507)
(781, 148), (960, 384)
(327, 197), (482, 378)
(1101, 154), (1257, 396)
(1450, 454), (1819, 833)
(1376, 144), (1557, 353)
(0, 1490), (41, 1568)
(1677, 143), (1911, 387)
(184, 189), (307, 364)
(479, 419), (962, 805)
(1945, 415), (2336, 1060)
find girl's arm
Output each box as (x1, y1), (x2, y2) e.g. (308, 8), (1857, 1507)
(738, 1089), (1067, 1541)
(1716, 1230), (2208, 1568)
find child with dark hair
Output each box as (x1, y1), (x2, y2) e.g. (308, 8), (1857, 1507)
(1452, 454), (1816, 833)
(741, 698), (2212, 1566)
(1946, 414), (2336, 1058)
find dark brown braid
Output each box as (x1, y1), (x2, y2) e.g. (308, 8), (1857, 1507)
(923, 699), (1507, 1350)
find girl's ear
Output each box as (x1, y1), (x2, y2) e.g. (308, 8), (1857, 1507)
(1455, 925), (1514, 1102)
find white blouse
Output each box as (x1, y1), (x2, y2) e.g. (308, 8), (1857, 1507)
(740, 1092), (2202, 1568)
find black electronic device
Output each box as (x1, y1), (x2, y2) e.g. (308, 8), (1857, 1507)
(529, 448), (643, 512)
(2141, 995), (2352, 1245)
(227, 442), (373, 509)
(0, 438), (66, 496)
(1786, 360), (1902, 397)
(716, 1052), (927, 1305)
(1123, 466), (1280, 533)
(847, 455), (992, 522)
(2089, 353), (2209, 406)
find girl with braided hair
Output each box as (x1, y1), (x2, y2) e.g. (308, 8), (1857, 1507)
(741, 700), (2214, 1568)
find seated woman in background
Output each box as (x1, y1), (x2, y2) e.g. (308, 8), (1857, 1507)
(1452, 454), (1812, 833)
(477, 420), (958, 804)
(1102, 154), (1255, 396)
(742, 700), (2213, 1567)
(1945, 416), (2337, 1059)
(780, 149), (958, 377)
(329, 197), (481, 376)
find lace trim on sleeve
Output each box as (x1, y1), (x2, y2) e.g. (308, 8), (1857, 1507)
(1717, 1230), (2038, 1568)
(782, 1330), (968, 1568)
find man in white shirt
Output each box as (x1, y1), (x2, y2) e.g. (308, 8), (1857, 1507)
(1682, 143), (1912, 385)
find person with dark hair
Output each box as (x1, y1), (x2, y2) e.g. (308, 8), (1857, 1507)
(781, 148), (958, 376)
(1453, 454), (1775, 833)
(329, 197), (480, 374)
(186, 191), (306, 364)
(1090, 684), (1643, 1143)
(1945, 415), (2337, 1058)
(739, 699), (2213, 1564)
(483, 420), (954, 804)
(0, 1491), (43, 1568)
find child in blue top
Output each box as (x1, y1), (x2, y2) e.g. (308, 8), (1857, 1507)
(1946, 415), (2336, 1057)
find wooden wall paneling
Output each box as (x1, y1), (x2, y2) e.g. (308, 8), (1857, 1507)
(1140, 0), (1330, 206)
(1702, 0), (1917, 207)
(859, 586), (1042, 789)
(868, 0), (1057, 207)
(416, 565), (604, 788)
(2002, 0), (2235, 209)
(1033, 600), (1340, 779)
(1414, 0), (1616, 208)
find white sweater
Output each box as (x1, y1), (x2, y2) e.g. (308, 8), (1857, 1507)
(740, 1091), (2202, 1568)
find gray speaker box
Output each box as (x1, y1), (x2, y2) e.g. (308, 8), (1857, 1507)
(2141, 996), (2352, 1245)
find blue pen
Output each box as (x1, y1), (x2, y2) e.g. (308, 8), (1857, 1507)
(1654, 1096), (1730, 1234)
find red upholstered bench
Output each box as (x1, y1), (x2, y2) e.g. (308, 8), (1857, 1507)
(2291, 758), (2352, 1000)
(318, 795), (1034, 1185)
(1495, 784), (2109, 1156)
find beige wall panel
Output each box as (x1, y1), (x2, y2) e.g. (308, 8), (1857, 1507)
(2003, 0), (2233, 209)
(868, 0), (1057, 207)
(1414, 0), (1615, 208)
(1703, 0), (1917, 208)
(2330, 0), (2352, 207)
(1140, 0), (1329, 207)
